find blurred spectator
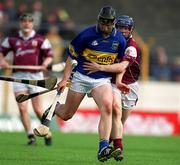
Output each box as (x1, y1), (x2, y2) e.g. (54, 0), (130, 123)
(4, 0), (17, 21)
(46, 25), (65, 63)
(0, 2), (4, 25)
(32, 0), (43, 30)
(16, 2), (28, 19)
(150, 46), (171, 81)
(56, 8), (75, 29)
(41, 12), (59, 33)
(171, 57), (180, 82)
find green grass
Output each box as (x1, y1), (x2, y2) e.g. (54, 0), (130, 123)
(0, 132), (180, 165)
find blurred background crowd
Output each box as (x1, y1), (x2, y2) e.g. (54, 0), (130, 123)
(0, 0), (179, 82)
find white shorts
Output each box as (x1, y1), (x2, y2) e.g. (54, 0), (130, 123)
(70, 71), (111, 94)
(112, 82), (139, 110)
(12, 72), (44, 94)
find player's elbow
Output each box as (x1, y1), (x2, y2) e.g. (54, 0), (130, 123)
(116, 66), (126, 73)
(117, 62), (129, 73)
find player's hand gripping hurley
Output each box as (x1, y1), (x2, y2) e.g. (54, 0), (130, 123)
(33, 91), (61, 137)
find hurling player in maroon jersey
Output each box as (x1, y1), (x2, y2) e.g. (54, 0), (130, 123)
(84, 15), (141, 161)
(0, 13), (54, 145)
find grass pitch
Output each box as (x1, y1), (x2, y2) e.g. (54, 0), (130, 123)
(0, 132), (180, 165)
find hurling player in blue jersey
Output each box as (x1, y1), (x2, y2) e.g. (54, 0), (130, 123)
(41, 6), (126, 162)
(84, 15), (141, 161)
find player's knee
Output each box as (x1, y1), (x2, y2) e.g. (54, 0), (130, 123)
(113, 102), (122, 117)
(103, 101), (112, 115)
(34, 108), (41, 115)
(19, 107), (27, 114)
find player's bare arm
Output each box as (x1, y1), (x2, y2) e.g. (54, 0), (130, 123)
(57, 57), (74, 92)
(0, 53), (10, 69)
(116, 70), (130, 94)
(83, 60), (129, 74)
(41, 57), (53, 71)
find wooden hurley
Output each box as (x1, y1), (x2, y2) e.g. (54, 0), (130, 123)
(0, 76), (57, 90)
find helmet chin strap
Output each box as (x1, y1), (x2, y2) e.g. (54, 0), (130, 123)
(22, 28), (31, 33)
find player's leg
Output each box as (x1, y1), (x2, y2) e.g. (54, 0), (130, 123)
(54, 71), (91, 120)
(28, 72), (44, 120)
(15, 91), (36, 145)
(29, 84), (44, 120)
(41, 71), (87, 125)
(91, 83), (113, 161)
(111, 91), (123, 142)
(110, 91), (124, 161)
(122, 109), (131, 125)
(14, 72), (45, 145)
(31, 95), (43, 120)
(54, 89), (86, 120)
(28, 72), (53, 145)
(121, 82), (139, 125)
(31, 95), (52, 145)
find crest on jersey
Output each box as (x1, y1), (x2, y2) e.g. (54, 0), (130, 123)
(32, 40), (38, 47)
(91, 40), (98, 46)
(16, 40), (21, 46)
(125, 46), (137, 57)
(125, 49), (131, 55)
(112, 41), (119, 50)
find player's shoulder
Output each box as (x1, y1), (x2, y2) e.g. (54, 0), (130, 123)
(7, 32), (20, 39)
(74, 25), (96, 42)
(5, 33), (20, 43)
(32, 33), (50, 46)
(33, 33), (46, 40)
(128, 37), (137, 45)
(128, 37), (140, 49)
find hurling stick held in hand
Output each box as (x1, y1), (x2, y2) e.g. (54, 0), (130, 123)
(33, 91), (61, 137)
(0, 76), (57, 90)
(16, 60), (77, 102)
(0, 62), (66, 72)
(16, 80), (71, 103)
(16, 87), (58, 103)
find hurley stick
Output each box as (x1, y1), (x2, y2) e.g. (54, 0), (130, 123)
(16, 87), (58, 103)
(33, 91), (61, 137)
(0, 62), (66, 72)
(0, 76), (57, 90)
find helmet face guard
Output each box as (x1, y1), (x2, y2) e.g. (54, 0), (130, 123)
(98, 17), (115, 25)
(115, 15), (134, 30)
(19, 13), (34, 22)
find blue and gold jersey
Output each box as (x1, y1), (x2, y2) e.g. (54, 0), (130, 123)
(68, 25), (126, 79)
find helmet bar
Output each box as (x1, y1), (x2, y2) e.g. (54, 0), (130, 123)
(19, 13), (33, 22)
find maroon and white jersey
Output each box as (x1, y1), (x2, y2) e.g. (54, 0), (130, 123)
(0, 30), (53, 72)
(121, 36), (141, 84)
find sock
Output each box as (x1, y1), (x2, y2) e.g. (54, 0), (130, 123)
(109, 138), (113, 144)
(27, 131), (33, 136)
(28, 134), (35, 139)
(99, 140), (109, 154)
(113, 138), (123, 150)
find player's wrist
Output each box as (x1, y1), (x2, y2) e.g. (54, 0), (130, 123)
(42, 63), (48, 68)
(99, 65), (105, 71)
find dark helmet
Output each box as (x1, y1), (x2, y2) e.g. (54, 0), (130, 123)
(98, 6), (116, 23)
(115, 15), (134, 29)
(19, 13), (33, 22)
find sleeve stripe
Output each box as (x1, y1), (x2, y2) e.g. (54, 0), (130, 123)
(41, 39), (52, 49)
(1, 38), (10, 48)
